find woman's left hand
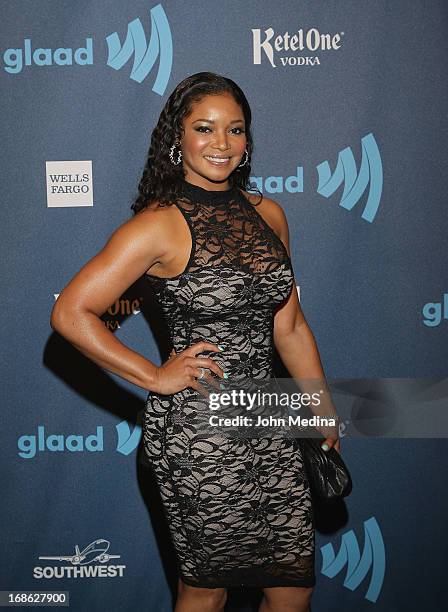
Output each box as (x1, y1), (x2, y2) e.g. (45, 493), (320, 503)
(321, 437), (341, 454)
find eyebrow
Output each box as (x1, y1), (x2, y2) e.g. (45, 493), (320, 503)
(192, 118), (244, 124)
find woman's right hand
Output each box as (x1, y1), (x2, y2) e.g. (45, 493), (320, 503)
(153, 341), (225, 397)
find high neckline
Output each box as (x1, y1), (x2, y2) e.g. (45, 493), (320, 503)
(179, 178), (239, 204)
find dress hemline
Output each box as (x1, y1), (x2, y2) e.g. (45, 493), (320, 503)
(178, 573), (316, 590)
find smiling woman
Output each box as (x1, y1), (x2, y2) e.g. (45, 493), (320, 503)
(178, 93), (247, 181)
(50, 71), (340, 612)
(130, 72), (259, 214)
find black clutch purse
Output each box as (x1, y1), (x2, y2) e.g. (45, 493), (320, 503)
(270, 376), (352, 501)
(298, 435), (352, 500)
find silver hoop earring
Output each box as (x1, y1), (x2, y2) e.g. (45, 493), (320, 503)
(169, 142), (182, 165)
(238, 149), (249, 167)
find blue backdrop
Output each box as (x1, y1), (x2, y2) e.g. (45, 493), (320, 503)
(2, 1), (447, 611)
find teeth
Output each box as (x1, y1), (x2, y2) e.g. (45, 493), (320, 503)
(205, 156), (230, 163)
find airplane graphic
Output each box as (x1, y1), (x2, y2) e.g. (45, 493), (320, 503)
(39, 539), (121, 565)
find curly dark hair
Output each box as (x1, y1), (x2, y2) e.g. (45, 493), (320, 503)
(130, 71), (262, 215)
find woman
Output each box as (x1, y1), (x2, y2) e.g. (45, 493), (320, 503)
(51, 72), (340, 612)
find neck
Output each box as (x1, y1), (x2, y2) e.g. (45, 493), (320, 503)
(182, 176), (232, 192)
(178, 177), (238, 204)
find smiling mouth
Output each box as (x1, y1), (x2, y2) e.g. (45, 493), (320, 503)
(204, 155), (231, 165)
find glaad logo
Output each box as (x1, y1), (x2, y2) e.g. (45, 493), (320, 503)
(18, 426), (103, 459)
(3, 4), (172, 95)
(316, 133), (383, 223)
(116, 422), (142, 456)
(35, 539), (125, 579)
(252, 27), (343, 67)
(17, 422), (142, 458)
(3, 39), (93, 74)
(249, 133), (382, 223)
(106, 3), (172, 94)
(250, 166), (304, 194)
(320, 517), (385, 603)
(422, 293), (448, 327)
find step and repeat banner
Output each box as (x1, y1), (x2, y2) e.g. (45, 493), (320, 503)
(2, 2), (447, 611)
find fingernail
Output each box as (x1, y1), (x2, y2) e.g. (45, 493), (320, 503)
(217, 344), (224, 351)
(223, 372), (229, 379)
(321, 443), (329, 452)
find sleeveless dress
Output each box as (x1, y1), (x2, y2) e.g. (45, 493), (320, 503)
(142, 179), (315, 589)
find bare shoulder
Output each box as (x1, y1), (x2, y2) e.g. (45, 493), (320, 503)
(89, 200), (182, 279)
(51, 200), (183, 319)
(239, 189), (288, 240)
(133, 200), (180, 228)
(115, 201), (179, 252)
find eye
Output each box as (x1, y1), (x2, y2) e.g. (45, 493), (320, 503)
(195, 126), (245, 134)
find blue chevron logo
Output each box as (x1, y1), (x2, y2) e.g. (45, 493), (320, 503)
(316, 133), (383, 223)
(320, 516), (385, 602)
(115, 421), (142, 456)
(106, 3), (172, 95)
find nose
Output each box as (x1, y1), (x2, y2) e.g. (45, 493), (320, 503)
(212, 131), (230, 150)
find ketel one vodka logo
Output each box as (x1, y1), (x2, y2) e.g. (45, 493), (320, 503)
(52, 294), (144, 331)
(252, 26), (344, 67)
(104, 296), (144, 331)
(35, 539), (125, 579)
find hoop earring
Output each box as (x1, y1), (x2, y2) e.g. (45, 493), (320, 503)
(169, 142), (182, 165)
(238, 149), (249, 167)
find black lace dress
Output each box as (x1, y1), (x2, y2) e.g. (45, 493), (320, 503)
(143, 179), (315, 588)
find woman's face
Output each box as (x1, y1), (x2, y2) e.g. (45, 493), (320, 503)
(179, 92), (247, 190)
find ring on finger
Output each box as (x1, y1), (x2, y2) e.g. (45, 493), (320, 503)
(197, 367), (206, 380)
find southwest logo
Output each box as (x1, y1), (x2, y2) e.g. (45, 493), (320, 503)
(320, 516), (385, 602)
(34, 538), (126, 579)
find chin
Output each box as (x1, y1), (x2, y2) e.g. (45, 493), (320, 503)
(197, 169), (228, 181)
(202, 163), (238, 178)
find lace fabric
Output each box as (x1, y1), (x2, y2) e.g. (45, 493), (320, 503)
(143, 179), (315, 588)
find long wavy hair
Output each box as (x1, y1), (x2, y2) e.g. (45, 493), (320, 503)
(130, 72), (262, 215)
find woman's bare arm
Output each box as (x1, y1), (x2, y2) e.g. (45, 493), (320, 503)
(50, 206), (172, 392)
